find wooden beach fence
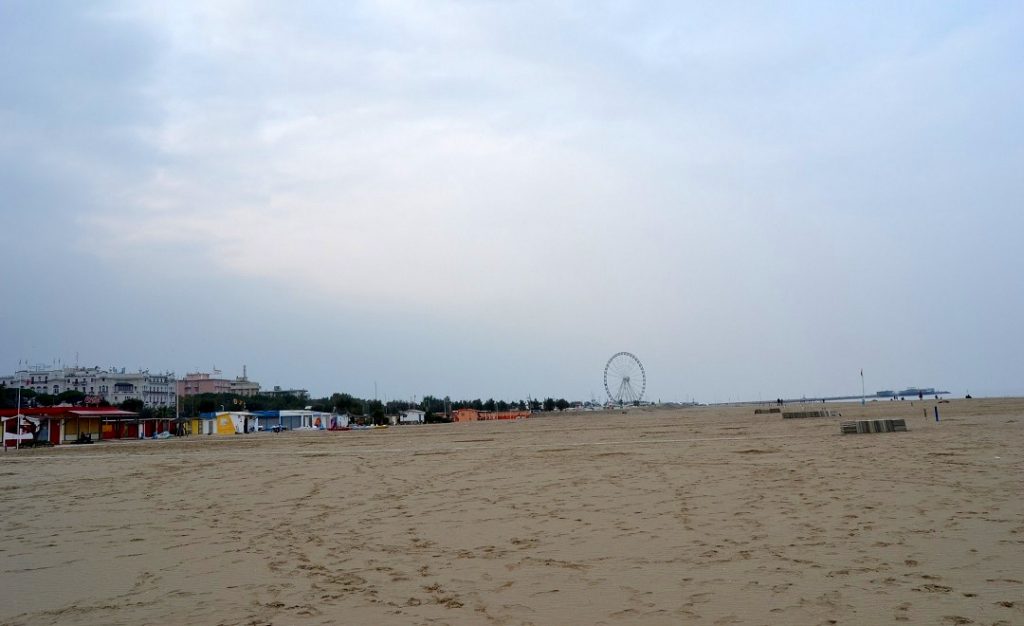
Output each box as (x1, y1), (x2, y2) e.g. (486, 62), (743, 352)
(840, 419), (908, 435)
(754, 408), (781, 415)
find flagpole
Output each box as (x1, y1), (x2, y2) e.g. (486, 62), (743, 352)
(16, 382), (22, 451)
(860, 369), (865, 406)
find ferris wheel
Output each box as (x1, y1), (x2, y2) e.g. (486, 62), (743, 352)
(604, 352), (646, 405)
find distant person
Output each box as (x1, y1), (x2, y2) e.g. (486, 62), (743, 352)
(965, 393), (972, 399)
(918, 391), (923, 400)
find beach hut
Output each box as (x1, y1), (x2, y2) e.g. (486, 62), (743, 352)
(1, 407), (139, 445)
(212, 411), (256, 435)
(66, 409), (137, 442)
(452, 408), (480, 422)
(67, 409), (138, 442)
(278, 410), (330, 430)
(310, 412), (328, 430)
(2, 413), (38, 447)
(101, 411), (173, 439)
(451, 408), (530, 422)
(398, 409), (426, 424)
(191, 414), (217, 435)
(251, 410), (280, 431)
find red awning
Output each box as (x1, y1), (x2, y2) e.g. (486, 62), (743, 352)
(67, 410), (138, 418)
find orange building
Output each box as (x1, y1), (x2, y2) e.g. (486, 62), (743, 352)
(451, 409), (531, 422)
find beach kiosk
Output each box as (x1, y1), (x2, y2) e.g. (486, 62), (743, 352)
(213, 411), (256, 435)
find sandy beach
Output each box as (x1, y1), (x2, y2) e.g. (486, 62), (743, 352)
(1, 398), (1021, 625)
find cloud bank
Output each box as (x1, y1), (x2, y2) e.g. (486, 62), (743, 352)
(2, 1), (1022, 401)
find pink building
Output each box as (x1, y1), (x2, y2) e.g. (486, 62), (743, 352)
(177, 368), (261, 397)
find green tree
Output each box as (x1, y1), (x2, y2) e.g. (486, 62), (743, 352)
(119, 398), (145, 413)
(4, 386), (38, 409)
(420, 395), (446, 415)
(57, 389), (86, 405)
(543, 397), (556, 412)
(332, 393), (359, 414)
(35, 393), (56, 407)
(245, 397), (267, 411)
(555, 398), (570, 411)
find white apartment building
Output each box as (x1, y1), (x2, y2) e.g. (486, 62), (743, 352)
(0, 365), (177, 408)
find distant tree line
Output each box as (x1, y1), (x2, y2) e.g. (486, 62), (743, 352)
(0, 385), (95, 409)
(177, 391), (580, 420)
(2, 383), (582, 422)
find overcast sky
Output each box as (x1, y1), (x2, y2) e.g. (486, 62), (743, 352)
(2, 1), (1022, 403)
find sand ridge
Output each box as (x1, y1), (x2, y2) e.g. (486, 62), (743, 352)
(1, 398), (1022, 625)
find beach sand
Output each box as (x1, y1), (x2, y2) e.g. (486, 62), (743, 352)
(1, 398), (1022, 625)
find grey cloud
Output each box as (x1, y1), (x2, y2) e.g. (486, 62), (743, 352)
(2, 2), (1022, 401)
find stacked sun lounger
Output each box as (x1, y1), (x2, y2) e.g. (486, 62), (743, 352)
(782, 410), (840, 419)
(840, 419), (907, 434)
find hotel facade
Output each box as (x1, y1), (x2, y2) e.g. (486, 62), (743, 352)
(1, 365), (177, 408)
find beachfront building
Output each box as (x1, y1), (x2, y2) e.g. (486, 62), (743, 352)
(451, 409), (531, 422)
(1, 407), (143, 446)
(263, 385), (310, 401)
(397, 409), (426, 424)
(190, 415), (214, 436)
(250, 410), (332, 431)
(189, 411), (258, 435)
(177, 367), (260, 397)
(0, 365), (176, 408)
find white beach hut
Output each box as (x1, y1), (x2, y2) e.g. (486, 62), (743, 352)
(399, 409), (426, 424)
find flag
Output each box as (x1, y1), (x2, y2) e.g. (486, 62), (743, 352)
(860, 369), (863, 377)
